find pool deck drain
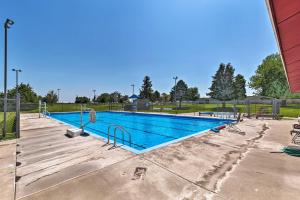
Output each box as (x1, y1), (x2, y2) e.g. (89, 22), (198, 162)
(1, 113), (300, 199)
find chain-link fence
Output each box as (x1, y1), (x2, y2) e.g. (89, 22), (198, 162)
(0, 97), (39, 140)
(0, 98), (17, 139)
(126, 99), (300, 118)
(40, 103), (124, 113)
(37, 99), (300, 118)
(20, 102), (39, 112)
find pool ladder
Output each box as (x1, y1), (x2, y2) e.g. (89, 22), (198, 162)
(106, 125), (132, 148)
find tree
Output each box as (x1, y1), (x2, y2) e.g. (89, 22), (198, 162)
(186, 87), (200, 101)
(207, 63), (235, 101)
(161, 93), (170, 103)
(110, 91), (121, 103)
(234, 74), (246, 99)
(249, 53), (288, 98)
(96, 93), (110, 103)
(119, 95), (129, 103)
(139, 76), (153, 99)
(170, 80), (188, 107)
(223, 63), (235, 100)
(43, 90), (58, 104)
(75, 96), (90, 104)
(152, 90), (161, 102)
(267, 79), (288, 99)
(0, 83), (39, 103)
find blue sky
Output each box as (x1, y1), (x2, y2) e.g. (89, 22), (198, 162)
(0, 0), (278, 102)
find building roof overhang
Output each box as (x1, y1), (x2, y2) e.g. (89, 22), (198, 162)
(266, 0), (300, 93)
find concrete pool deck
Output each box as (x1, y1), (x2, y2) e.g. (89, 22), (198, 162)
(1, 113), (300, 199)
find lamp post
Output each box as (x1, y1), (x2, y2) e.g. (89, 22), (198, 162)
(173, 76), (178, 103)
(57, 89), (61, 103)
(3, 18), (14, 137)
(173, 76), (178, 114)
(131, 84), (135, 95)
(92, 89), (96, 102)
(12, 68), (21, 93)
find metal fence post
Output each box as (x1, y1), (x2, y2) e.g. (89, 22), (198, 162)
(246, 100), (250, 118)
(233, 100), (237, 118)
(272, 99), (280, 119)
(2, 96), (7, 137)
(38, 100), (41, 118)
(16, 93), (20, 138)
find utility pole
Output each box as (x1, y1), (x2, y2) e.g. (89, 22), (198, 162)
(3, 18), (14, 137)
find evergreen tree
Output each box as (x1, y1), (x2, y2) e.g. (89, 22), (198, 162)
(152, 90), (161, 102)
(170, 80), (188, 107)
(223, 64), (235, 100)
(207, 63), (235, 101)
(234, 74), (246, 99)
(207, 63), (225, 99)
(139, 76), (153, 99)
(208, 63), (248, 103)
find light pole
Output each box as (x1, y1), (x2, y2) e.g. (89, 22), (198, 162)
(57, 89), (61, 103)
(12, 69), (22, 93)
(92, 89), (96, 102)
(131, 84), (135, 95)
(173, 76), (178, 103)
(3, 18), (14, 137)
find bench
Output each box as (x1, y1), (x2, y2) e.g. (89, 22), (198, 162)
(199, 112), (214, 116)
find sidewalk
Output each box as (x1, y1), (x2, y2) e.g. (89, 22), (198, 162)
(0, 139), (16, 200)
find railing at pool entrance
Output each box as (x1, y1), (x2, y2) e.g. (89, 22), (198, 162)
(106, 124), (132, 148)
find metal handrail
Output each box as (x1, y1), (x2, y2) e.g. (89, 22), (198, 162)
(106, 124), (132, 147)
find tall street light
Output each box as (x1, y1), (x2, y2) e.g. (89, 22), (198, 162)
(12, 68), (22, 93)
(173, 76), (178, 103)
(57, 89), (61, 103)
(93, 89), (96, 102)
(131, 84), (135, 95)
(3, 18), (14, 137)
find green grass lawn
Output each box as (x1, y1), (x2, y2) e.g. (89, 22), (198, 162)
(0, 112), (16, 140)
(280, 106), (300, 118)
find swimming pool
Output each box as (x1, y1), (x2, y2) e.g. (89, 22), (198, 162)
(50, 111), (233, 154)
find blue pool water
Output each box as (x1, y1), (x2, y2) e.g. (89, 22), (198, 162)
(50, 112), (233, 153)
